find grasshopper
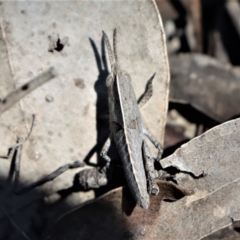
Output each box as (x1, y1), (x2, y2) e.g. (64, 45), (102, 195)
(101, 29), (163, 209)
(7, 32), (162, 208)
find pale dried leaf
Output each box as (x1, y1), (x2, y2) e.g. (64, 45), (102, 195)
(226, 0), (240, 37)
(0, 1), (169, 239)
(151, 118), (240, 239)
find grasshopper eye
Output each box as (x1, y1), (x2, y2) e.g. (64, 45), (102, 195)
(106, 74), (113, 87)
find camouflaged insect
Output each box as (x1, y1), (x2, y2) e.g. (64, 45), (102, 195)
(101, 29), (163, 209)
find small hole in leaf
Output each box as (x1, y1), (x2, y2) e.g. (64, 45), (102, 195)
(54, 38), (64, 52)
(21, 84), (29, 90)
(48, 36), (69, 53)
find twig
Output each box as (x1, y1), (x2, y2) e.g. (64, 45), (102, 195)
(0, 67), (57, 115)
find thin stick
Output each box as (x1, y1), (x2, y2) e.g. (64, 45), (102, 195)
(5, 115), (35, 191)
(14, 114), (36, 149)
(0, 67), (57, 115)
(13, 137), (23, 191)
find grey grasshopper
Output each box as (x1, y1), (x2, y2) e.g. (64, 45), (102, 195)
(101, 29), (163, 209)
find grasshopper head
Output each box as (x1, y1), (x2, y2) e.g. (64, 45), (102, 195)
(106, 64), (117, 88)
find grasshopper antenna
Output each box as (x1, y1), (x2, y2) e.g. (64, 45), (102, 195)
(113, 28), (118, 66)
(102, 30), (115, 70)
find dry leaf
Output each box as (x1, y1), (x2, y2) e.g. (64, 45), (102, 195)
(43, 180), (191, 240)
(149, 117), (240, 239)
(226, 0), (240, 37)
(0, 1), (169, 239)
(46, 117), (240, 239)
(169, 53), (240, 122)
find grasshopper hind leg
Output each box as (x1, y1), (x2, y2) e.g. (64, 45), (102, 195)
(137, 73), (155, 108)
